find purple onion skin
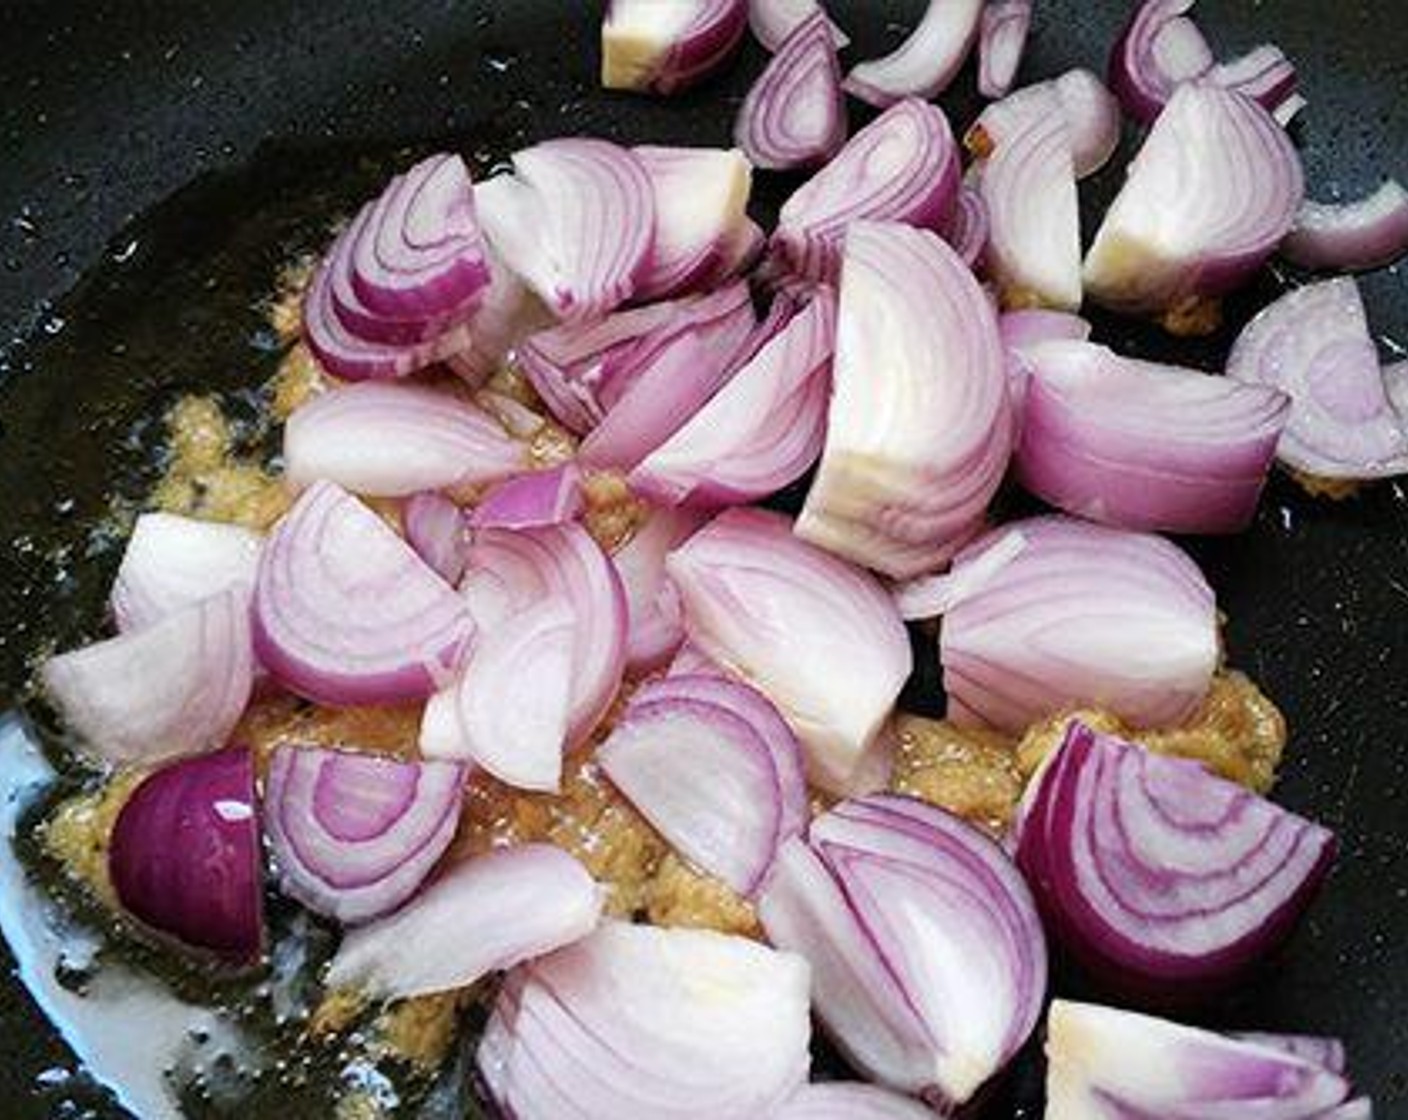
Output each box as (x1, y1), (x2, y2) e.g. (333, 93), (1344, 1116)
(109, 747), (264, 968)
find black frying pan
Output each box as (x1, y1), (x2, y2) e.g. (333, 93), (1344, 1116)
(2, 2), (1406, 1117)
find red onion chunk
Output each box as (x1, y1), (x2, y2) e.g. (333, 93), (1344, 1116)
(349, 153), (490, 321)
(749, 0), (849, 51)
(109, 748), (262, 966)
(265, 746), (466, 924)
(611, 505), (708, 674)
(634, 146), (753, 300)
(892, 527), (1029, 622)
(775, 1083), (932, 1119)
(944, 182), (989, 269)
(1045, 1001), (1356, 1118)
(1282, 180), (1408, 273)
(598, 674), (807, 894)
(1108, 0), (1214, 124)
(476, 139), (654, 323)
(797, 221), (1011, 578)
(940, 515), (1218, 733)
(326, 844), (603, 999)
(843, 0), (984, 107)
(111, 512), (261, 633)
(978, 0), (1032, 99)
(253, 482), (474, 706)
(469, 463), (584, 531)
(284, 381), (524, 498)
(1228, 277), (1408, 480)
(1210, 43), (1299, 120)
(1084, 83), (1304, 320)
(43, 588), (253, 765)
(402, 491), (469, 585)
(1014, 340), (1291, 533)
(736, 13), (847, 172)
(631, 288), (835, 507)
(668, 507), (911, 793)
(981, 109), (1082, 311)
(441, 246), (545, 387)
(457, 524), (627, 747)
(771, 99), (960, 285)
(1002, 308), (1093, 418)
(479, 922), (811, 1120)
(1015, 723), (1335, 995)
(760, 796), (1047, 1104)
(1232, 1034), (1347, 1075)
(601, 0), (748, 94)
(969, 69), (1122, 181)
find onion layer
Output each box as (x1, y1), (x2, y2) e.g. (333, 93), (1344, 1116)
(843, 0), (984, 107)
(1107, 0), (1214, 124)
(667, 507), (911, 793)
(939, 515), (1218, 733)
(797, 221), (1011, 578)
(111, 512), (261, 633)
(969, 69), (1122, 183)
(749, 0), (849, 51)
(775, 1084), (932, 1119)
(265, 746), (467, 924)
(736, 13), (847, 171)
(611, 505), (708, 673)
(944, 181), (989, 269)
(1281, 180), (1408, 273)
(401, 491), (469, 585)
(601, 0), (748, 94)
(977, 0), (1032, 99)
(469, 463), (584, 531)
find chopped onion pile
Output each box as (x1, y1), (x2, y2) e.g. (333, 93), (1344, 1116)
(1282, 179), (1408, 274)
(843, 0), (983, 107)
(977, 0), (1032, 100)
(760, 795), (1047, 1107)
(736, 12), (847, 171)
(601, 0), (748, 95)
(968, 68), (1122, 181)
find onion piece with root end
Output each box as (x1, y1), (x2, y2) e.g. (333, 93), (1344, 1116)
(1045, 1001), (1357, 1119)
(253, 482), (474, 706)
(1228, 277), (1408, 481)
(735, 13), (847, 172)
(760, 796), (1047, 1105)
(945, 182), (989, 268)
(940, 515), (1218, 733)
(797, 221), (1011, 578)
(978, 0), (1032, 99)
(611, 506), (707, 674)
(327, 844), (603, 1000)
(402, 491), (469, 585)
(770, 99), (960, 285)
(968, 69), (1122, 181)
(749, 0), (849, 51)
(775, 1084), (932, 1119)
(843, 0), (984, 107)
(283, 381), (524, 498)
(1083, 82), (1303, 327)
(1014, 340), (1291, 534)
(111, 513), (261, 633)
(598, 674), (807, 895)
(265, 747), (467, 924)
(601, 0), (748, 95)
(1281, 180), (1408, 273)
(43, 588), (254, 766)
(109, 748), (262, 966)
(479, 922), (811, 1120)
(667, 507), (911, 794)
(1015, 723), (1335, 996)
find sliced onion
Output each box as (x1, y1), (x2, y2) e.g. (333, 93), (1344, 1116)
(253, 481), (474, 705)
(326, 844), (603, 1000)
(442, 246), (546, 387)
(939, 515), (1219, 733)
(109, 748), (262, 966)
(264, 746), (467, 924)
(774, 1083), (932, 1119)
(967, 69), (1122, 180)
(736, 13), (847, 171)
(943, 182), (989, 269)
(611, 505), (708, 674)
(978, 0), (1032, 99)
(479, 922), (811, 1119)
(1282, 180), (1408, 273)
(598, 673), (807, 895)
(1108, 0), (1214, 124)
(1227, 277), (1408, 480)
(631, 288), (835, 507)
(469, 463), (584, 531)
(402, 491), (469, 585)
(760, 795), (1047, 1105)
(1084, 82), (1303, 325)
(1045, 1001), (1355, 1118)
(771, 98), (960, 285)
(476, 139), (654, 323)
(111, 512), (261, 633)
(1015, 722), (1335, 995)
(1209, 43), (1299, 120)
(601, 0), (748, 94)
(981, 109), (1082, 311)
(1014, 339), (1291, 533)
(843, 0), (984, 107)
(797, 221), (1011, 578)
(43, 588), (253, 765)
(283, 381), (524, 498)
(1232, 1033), (1347, 1075)
(667, 507), (911, 793)
(634, 146), (753, 300)
(749, 0), (849, 50)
